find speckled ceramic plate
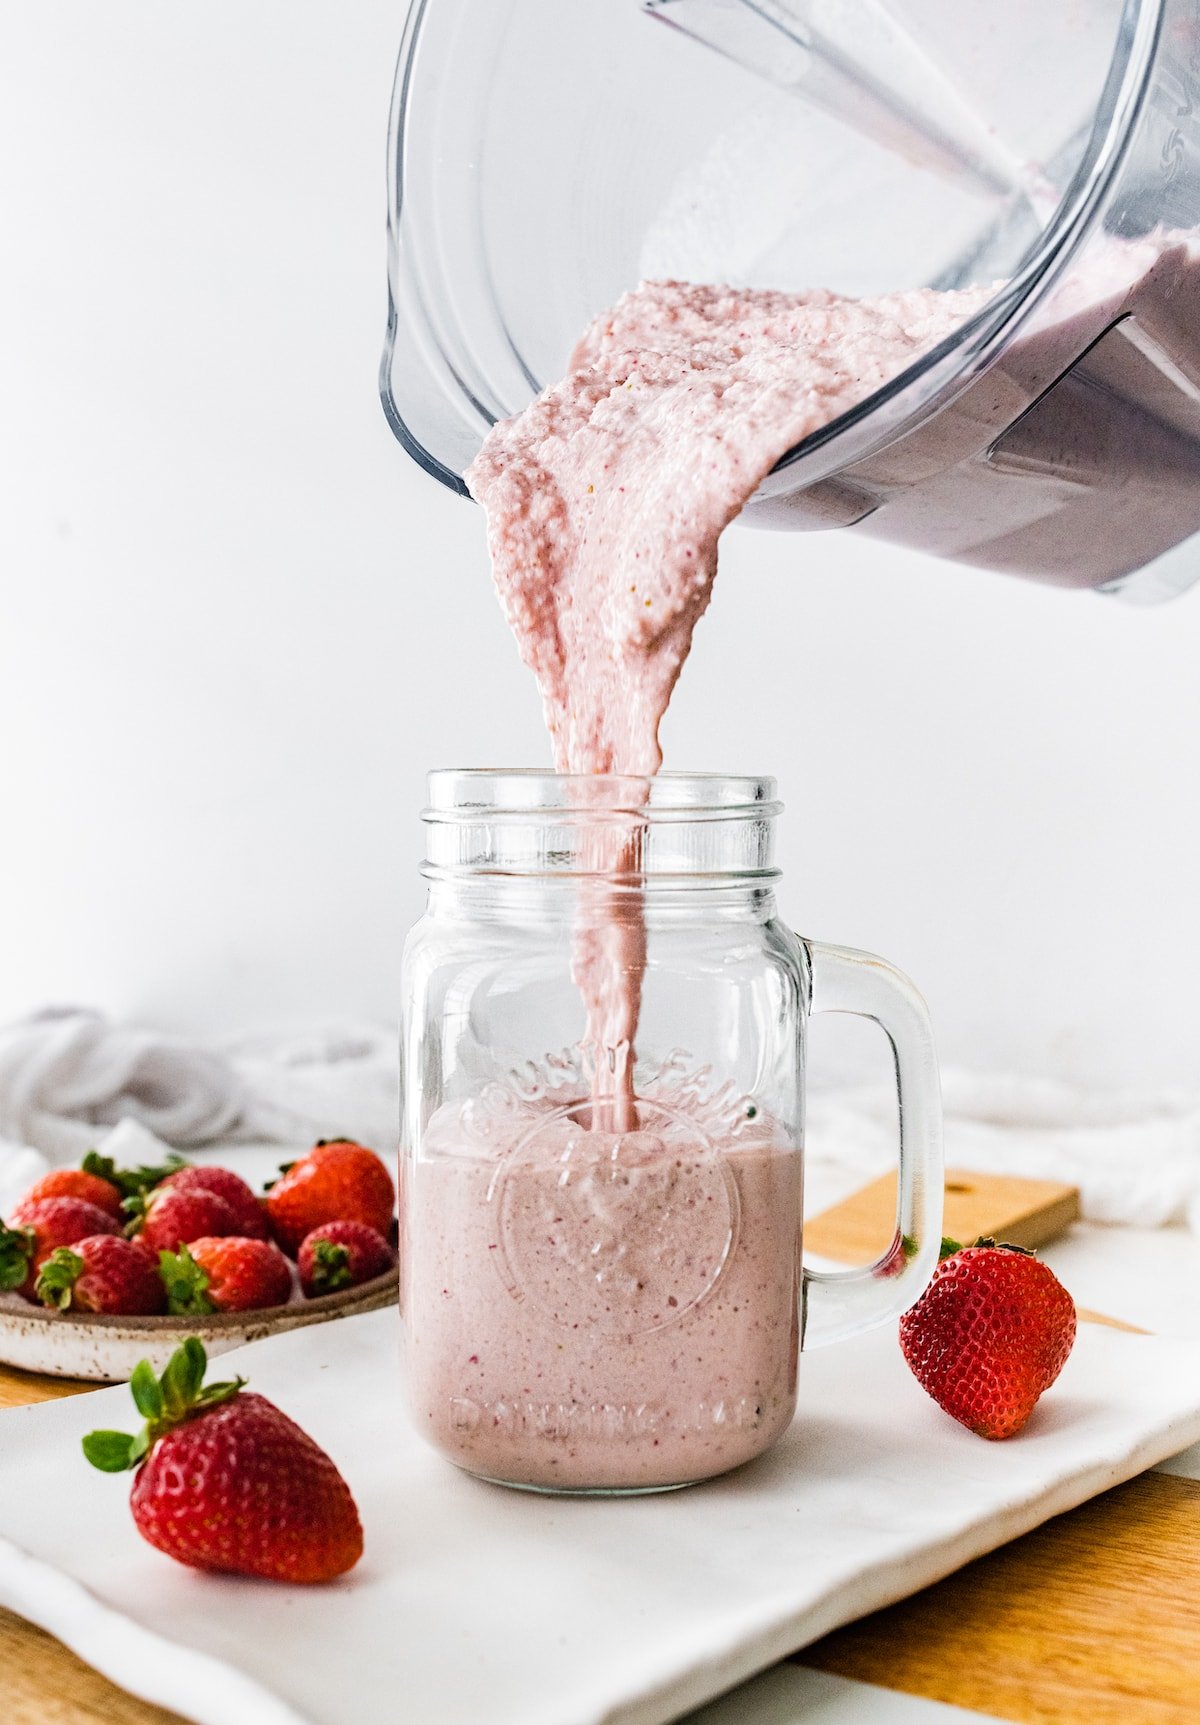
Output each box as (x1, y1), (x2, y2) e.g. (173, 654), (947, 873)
(0, 1269), (399, 1381)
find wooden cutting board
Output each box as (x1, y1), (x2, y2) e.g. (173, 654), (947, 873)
(805, 1168), (1144, 1335)
(804, 1166), (1082, 1260)
(0, 1170), (1195, 1725)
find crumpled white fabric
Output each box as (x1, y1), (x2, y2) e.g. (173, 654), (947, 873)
(0, 1009), (399, 1214)
(0, 1007), (1198, 1233)
(806, 1068), (1200, 1234)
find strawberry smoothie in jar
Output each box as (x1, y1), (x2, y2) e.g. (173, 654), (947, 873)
(400, 772), (943, 1492)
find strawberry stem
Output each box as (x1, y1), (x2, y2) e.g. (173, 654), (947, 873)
(158, 1244), (216, 1316)
(972, 1236), (1037, 1256)
(0, 1226), (35, 1292)
(83, 1149), (188, 1202)
(309, 1238), (353, 1294)
(35, 1247), (85, 1311)
(82, 1339), (244, 1473)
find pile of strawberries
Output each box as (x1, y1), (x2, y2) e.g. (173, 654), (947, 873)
(0, 1138), (397, 1318)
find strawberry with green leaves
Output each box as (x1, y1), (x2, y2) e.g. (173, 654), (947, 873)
(298, 1221), (396, 1297)
(84, 1339), (363, 1583)
(160, 1237), (293, 1314)
(37, 1236), (166, 1316)
(1, 1198), (123, 1301)
(899, 1237), (1077, 1439)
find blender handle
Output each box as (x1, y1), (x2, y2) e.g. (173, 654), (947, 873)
(799, 938), (944, 1349)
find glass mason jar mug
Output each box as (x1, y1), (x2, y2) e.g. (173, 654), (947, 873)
(401, 772), (943, 1493)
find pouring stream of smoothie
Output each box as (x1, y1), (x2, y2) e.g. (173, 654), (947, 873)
(465, 275), (994, 1122)
(466, 278), (996, 776)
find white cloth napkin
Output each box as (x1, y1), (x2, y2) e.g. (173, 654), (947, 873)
(0, 1009), (399, 1212)
(806, 1069), (1200, 1233)
(1, 1007), (1198, 1230)
(3, 1297), (1200, 1725)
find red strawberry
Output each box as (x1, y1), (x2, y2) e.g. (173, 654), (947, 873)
(160, 1237), (293, 1314)
(1, 1198), (123, 1300)
(134, 1186), (240, 1255)
(21, 1168), (124, 1220)
(36, 1236), (166, 1316)
(8, 1194), (122, 1237)
(899, 1237), (1077, 1440)
(298, 1221), (396, 1297)
(266, 1140), (394, 1256)
(83, 1338), (363, 1583)
(159, 1165), (270, 1241)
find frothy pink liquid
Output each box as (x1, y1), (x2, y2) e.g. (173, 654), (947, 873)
(406, 1110), (802, 1490)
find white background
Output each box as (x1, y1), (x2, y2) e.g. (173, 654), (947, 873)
(1, 2), (1198, 1088)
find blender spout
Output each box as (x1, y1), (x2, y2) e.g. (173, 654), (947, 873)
(643, 0), (1036, 201)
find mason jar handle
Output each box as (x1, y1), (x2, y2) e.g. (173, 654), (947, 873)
(800, 938), (944, 1349)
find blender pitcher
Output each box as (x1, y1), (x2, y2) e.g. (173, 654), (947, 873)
(381, 0), (1200, 602)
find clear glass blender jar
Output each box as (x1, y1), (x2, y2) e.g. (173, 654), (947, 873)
(381, 0), (1200, 602)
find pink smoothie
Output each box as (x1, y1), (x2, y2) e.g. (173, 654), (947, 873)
(406, 1106), (802, 1490)
(466, 278), (995, 777)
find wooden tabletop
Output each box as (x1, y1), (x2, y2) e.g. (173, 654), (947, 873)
(3, 1174), (1199, 1725)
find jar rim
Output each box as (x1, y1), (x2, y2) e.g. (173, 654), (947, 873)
(422, 771), (782, 881)
(424, 769), (781, 821)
